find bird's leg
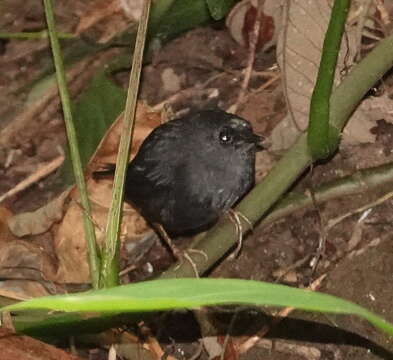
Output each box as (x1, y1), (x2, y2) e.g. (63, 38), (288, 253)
(154, 223), (180, 258)
(226, 209), (253, 258)
(154, 223), (202, 277)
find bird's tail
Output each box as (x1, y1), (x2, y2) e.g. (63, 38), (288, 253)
(92, 164), (116, 180)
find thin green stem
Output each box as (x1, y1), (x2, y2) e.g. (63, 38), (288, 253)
(43, 0), (100, 288)
(261, 161), (393, 226)
(99, 0), (152, 288)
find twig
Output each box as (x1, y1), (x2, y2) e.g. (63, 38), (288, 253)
(327, 188), (393, 231)
(0, 155), (64, 204)
(354, 0), (373, 61)
(231, 0), (264, 113)
(307, 186), (328, 275)
(252, 71), (281, 94)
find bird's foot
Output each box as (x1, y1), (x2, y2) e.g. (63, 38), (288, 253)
(188, 248), (209, 260)
(226, 209), (253, 258)
(172, 248), (208, 277)
(173, 251), (196, 276)
(154, 223), (206, 277)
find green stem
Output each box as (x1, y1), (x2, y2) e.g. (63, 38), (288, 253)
(99, 0), (152, 288)
(262, 161), (393, 227)
(307, 0), (350, 159)
(43, 0), (100, 288)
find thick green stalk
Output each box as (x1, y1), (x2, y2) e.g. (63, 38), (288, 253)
(307, 0), (350, 159)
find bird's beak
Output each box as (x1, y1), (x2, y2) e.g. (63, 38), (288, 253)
(253, 133), (265, 151)
(244, 133), (264, 151)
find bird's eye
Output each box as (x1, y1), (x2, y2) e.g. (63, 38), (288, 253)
(219, 127), (234, 144)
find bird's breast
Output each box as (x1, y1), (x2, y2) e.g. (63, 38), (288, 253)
(190, 151), (255, 211)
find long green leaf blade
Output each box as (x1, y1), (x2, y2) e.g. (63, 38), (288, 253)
(3, 279), (393, 336)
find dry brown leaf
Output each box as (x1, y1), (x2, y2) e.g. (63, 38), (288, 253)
(0, 280), (51, 299)
(0, 239), (57, 298)
(54, 103), (160, 283)
(363, 92), (393, 124)
(277, 0), (357, 131)
(87, 102), (162, 174)
(202, 336), (224, 360)
(341, 105), (375, 144)
(342, 92), (393, 144)
(272, 0), (376, 150)
(54, 196), (148, 284)
(7, 188), (71, 237)
(0, 207), (18, 243)
(53, 201), (98, 284)
(0, 328), (84, 360)
(75, 0), (122, 34)
(75, 0), (142, 43)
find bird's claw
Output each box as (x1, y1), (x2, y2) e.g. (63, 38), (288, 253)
(173, 250), (207, 278)
(227, 209), (253, 258)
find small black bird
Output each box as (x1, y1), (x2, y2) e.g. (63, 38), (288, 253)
(121, 109), (263, 236)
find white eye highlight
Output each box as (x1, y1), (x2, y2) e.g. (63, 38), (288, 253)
(219, 127), (234, 144)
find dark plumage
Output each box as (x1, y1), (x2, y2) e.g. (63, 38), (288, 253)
(122, 109), (263, 235)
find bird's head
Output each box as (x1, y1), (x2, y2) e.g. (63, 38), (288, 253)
(218, 116), (263, 152)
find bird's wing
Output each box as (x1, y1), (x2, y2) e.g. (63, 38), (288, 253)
(127, 120), (186, 187)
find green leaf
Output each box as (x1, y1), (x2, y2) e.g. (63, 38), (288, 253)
(13, 311), (143, 338)
(61, 72), (126, 184)
(3, 278), (393, 336)
(150, 0), (211, 41)
(205, 0), (235, 20)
